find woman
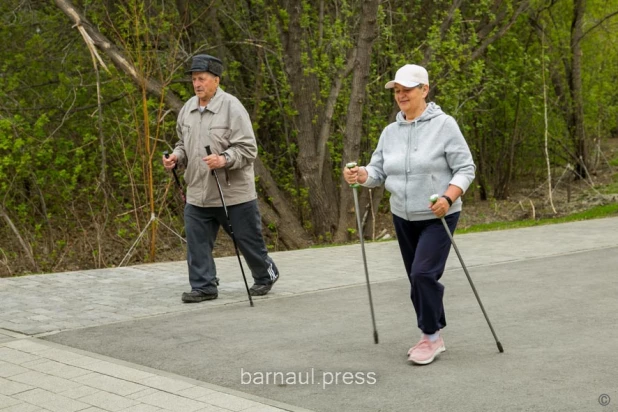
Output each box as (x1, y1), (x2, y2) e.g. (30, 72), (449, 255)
(343, 64), (475, 365)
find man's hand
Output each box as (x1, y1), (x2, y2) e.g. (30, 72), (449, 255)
(204, 154), (227, 170)
(162, 153), (178, 170)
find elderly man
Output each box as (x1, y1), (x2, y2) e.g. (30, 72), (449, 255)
(163, 54), (279, 302)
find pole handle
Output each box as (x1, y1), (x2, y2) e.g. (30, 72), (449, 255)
(346, 161), (360, 188)
(163, 150), (177, 171)
(205, 146), (215, 175)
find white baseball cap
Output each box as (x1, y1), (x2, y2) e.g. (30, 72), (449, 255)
(384, 64), (429, 89)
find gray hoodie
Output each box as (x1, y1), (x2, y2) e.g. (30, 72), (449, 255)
(362, 102), (476, 221)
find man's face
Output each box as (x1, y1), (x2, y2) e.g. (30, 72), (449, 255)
(192, 72), (219, 104)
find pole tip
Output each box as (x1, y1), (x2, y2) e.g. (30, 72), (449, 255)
(497, 342), (504, 353)
(374, 331), (379, 344)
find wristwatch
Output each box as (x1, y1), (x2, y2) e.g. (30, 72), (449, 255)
(441, 195), (453, 207)
(222, 152), (231, 164)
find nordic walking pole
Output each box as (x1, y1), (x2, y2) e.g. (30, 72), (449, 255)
(429, 194), (504, 353)
(163, 151), (186, 203)
(347, 162), (379, 344)
(206, 145), (254, 307)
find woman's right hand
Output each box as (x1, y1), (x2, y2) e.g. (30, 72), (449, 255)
(343, 165), (357, 185)
(343, 164), (367, 185)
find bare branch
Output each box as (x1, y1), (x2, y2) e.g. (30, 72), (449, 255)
(54, 0), (184, 111)
(579, 10), (618, 42)
(0, 206), (40, 272)
(470, 1), (531, 61)
(317, 50), (356, 178)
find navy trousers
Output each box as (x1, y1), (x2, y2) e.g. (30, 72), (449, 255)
(184, 200), (278, 294)
(392, 212), (459, 335)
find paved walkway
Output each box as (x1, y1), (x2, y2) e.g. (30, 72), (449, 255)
(1, 217), (617, 411)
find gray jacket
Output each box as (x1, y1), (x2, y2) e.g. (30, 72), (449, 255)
(363, 102), (476, 221)
(173, 88), (258, 207)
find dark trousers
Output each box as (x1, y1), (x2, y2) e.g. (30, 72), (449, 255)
(392, 212), (459, 335)
(184, 200), (278, 294)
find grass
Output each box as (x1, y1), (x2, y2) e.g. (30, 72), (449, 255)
(458, 202), (618, 234)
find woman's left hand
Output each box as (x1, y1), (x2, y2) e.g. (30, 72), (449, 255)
(429, 197), (450, 218)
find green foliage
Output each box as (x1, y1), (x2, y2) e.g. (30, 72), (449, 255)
(1, 0), (618, 276)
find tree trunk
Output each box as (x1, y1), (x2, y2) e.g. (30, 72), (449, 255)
(280, 2), (339, 237)
(570, 0), (588, 178)
(334, 0), (381, 242)
(254, 160), (311, 249)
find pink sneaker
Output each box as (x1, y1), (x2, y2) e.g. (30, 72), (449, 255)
(406, 330), (442, 356)
(408, 336), (446, 365)
(407, 335), (429, 356)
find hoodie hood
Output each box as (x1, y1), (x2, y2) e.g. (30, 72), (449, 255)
(395, 101), (444, 124)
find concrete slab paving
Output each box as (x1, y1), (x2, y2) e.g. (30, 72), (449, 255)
(41, 247), (618, 412)
(1, 217), (617, 411)
(0, 337), (305, 412)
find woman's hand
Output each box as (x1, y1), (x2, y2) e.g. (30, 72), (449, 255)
(343, 164), (368, 185)
(429, 196), (450, 218)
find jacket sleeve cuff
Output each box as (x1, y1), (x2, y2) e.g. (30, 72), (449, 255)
(361, 167), (377, 187)
(172, 150), (186, 168)
(222, 152), (232, 167)
(449, 175), (471, 194)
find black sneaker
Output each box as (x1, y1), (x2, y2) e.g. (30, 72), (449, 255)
(249, 273), (279, 296)
(181, 290), (218, 303)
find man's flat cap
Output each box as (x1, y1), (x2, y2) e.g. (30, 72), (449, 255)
(185, 54), (223, 77)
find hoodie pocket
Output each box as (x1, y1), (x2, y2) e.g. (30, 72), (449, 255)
(405, 174), (437, 213)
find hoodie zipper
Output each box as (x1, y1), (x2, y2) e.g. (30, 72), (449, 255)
(405, 123), (412, 220)
(404, 120), (420, 220)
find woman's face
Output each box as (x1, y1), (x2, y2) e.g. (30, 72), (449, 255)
(394, 84), (427, 117)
